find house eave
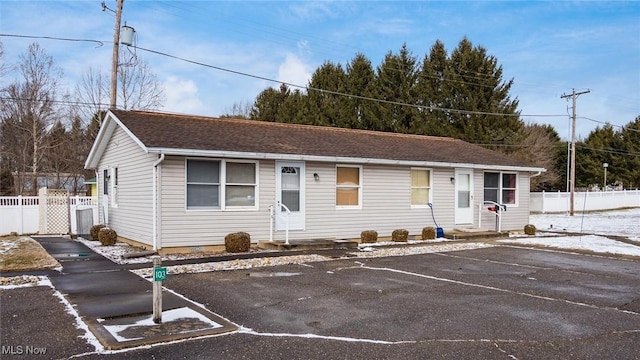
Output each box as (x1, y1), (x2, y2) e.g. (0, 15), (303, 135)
(146, 147), (545, 173)
(84, 110), (150, 170)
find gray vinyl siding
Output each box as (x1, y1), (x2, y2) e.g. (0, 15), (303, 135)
(96, 126), (155, 245)
(476, 170), (531, 231)
(304, 164), (457, 240)
(158, 160), (462, 246)
(155, 158), (532, 247)
(158, 157), (275, 248)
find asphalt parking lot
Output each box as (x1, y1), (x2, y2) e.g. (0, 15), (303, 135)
(2, 245), (640, 359)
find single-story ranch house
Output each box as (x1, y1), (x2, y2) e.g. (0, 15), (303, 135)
(85, 110), (545, 252)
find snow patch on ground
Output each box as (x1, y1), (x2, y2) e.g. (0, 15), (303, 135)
(529, 208), (640, 241)
(98, 307), (223, 342)
(499, 235), (640, 257)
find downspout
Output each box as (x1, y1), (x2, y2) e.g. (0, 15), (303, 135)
(152, 154), (165, 251)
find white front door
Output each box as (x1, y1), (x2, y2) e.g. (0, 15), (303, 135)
(455, 169), (474, 225)
(275, 161), (305, 230)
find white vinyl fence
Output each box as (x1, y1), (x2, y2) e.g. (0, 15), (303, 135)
(530, 190), (640, 213)
(0, 196), (98, 236)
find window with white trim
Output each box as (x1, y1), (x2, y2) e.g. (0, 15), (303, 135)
(186, 159), (257, 210)
(411, 168), (431, 206)
(225, 162), (256, 207)
(484, 172), (517, 205)
(336, 165), (361, 207)
(103, 169), (109, 195)
(111, 167), (119, 207)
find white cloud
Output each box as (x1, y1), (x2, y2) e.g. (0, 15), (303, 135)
(163, 76), (205, 114)
(277, 53), (312, 89)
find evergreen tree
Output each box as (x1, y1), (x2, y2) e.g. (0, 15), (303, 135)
(305, 61), (348, 127)
(445, 38), (522, 145)
(249, 84), (292, 122)
(371, 44), (419, 133)
(344, 53), (377, 130)
(576, 124), (623, 188)
(620, 116), (640, 188)
(415, 40), (453, 137)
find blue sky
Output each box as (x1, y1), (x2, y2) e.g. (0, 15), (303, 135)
(1, 1), (639, 140)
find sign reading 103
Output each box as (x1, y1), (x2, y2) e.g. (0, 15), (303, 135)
(154, 267), (167, 282)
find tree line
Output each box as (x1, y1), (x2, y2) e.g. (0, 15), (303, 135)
(230, 38), (638, 191)
(1, 39), (637, 196)
(0, 42), (164, 195)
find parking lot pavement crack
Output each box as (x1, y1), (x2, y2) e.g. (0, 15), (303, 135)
(493, 341), (519, 359)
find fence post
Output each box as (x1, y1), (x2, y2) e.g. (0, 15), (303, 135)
(541, 190), (545, 214)
(17, 195), (23, 235)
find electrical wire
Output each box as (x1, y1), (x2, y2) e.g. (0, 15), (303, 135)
(133, 45), (565, 118)
(0, 33), (104, 48)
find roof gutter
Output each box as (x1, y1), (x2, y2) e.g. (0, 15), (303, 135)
(152, 154), (165, 251)
(145, 147), (545, 173)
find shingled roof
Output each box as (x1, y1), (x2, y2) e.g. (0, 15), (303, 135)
(87, 110), (543, 171)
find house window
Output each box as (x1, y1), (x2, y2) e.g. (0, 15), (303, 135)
(484, 172), (517, 205)
(187, 160), (220, 208)
(111, 167), (119, 207)
(103, 169), (109, 195)
(225, 162), (256, 207)
(336, 165), (361, 207)
(411, 168), (431, 206)
(280, 166), (300, 211)
(186, 159), (257, 210)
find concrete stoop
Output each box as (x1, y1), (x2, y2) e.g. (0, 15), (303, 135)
(446, 229), (510, 241)
(258, 238), (359, 251)
(258, 230), (507, 251)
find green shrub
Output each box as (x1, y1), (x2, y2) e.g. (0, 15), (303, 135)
(422, 227), (436, 240)
(392, 229), (409, 242)
(225, 232), (251, 253)
(524, 224), (537, 235)
(90, 224), (106, 241)
(360, 230), (378, 243)
(98, 227), (117, 246)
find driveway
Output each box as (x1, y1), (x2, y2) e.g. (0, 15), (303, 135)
(2, 245), (639, 359)
(161, 245), (640, 359)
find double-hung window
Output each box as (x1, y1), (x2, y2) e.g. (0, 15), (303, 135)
(186, 159), (257, 210)
(411, 168), (431, 207)
(336, 165), (361, 208)
(225, 162), (256, 207)
(187, 160), (220, 209)
(484, 172), (517, 205)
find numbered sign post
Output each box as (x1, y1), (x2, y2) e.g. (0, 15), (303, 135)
(151, 256), (166, 323)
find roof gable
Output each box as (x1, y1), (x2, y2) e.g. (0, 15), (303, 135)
(88, 110), (543, 171)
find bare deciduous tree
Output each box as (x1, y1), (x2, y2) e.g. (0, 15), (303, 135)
(117, 54), (165, 111)
(0, 43), (62, 195)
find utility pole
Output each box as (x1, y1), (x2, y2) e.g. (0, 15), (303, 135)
(560, 88), (590, 216)
(109, 0), (124, 109)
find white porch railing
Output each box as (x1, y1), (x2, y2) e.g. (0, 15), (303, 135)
(478, 201), (507, 232)
(0, 196), (98, 236)
(269, 201), (290, 245)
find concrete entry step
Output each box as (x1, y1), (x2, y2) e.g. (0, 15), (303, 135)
(258, 238), (359, 251)
(446, 229), (510, 241)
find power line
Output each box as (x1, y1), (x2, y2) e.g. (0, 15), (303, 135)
(577, 144), (640, 157)
(0, 96), (109, 109)
(579, 116), (640, 133)
(133, 45), (565, 118)
(0, 33), (104, 47)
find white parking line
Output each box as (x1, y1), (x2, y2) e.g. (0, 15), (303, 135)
(350, 261), (640, 316)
